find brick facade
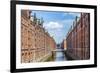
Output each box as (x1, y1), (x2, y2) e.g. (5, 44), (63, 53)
(61, 39), (67, 50)
(21, 10), (56, 63)
(65, 13), (90, 60)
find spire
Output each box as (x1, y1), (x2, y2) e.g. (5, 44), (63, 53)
(39, 19), (41, 24)
(37, 19), (40, 25)
(33, 13), (37, 24)
(29, 10), (32, 19)
(40, 17), (44, 26)
(75, 16), (78, 23)
(34, 13), (36, 21)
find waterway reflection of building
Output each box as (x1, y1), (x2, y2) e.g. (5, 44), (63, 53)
(46, 49), (67, 62)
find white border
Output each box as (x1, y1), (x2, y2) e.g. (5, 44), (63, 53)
(16, 4), (94, 69)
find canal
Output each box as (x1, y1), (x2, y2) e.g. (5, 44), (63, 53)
(46, 49), (67, 62)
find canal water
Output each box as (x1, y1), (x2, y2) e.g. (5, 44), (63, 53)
(55, 51), (66, 61)
(46, 49), (67, 62)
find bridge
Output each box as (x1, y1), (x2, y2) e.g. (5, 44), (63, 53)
(52, 49), (66, 52)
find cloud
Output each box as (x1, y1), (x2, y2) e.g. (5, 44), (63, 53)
(47, 28), (64, 44)
(43, 21), (65, 43)
(43, 21), (63, 29)
(43, 19), (74, 43)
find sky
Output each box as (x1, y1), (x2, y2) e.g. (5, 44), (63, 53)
(31, 10), (80, 44)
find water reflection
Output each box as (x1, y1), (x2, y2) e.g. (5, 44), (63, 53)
(46, 49), (67, 62)
(55, 51), (66, 61)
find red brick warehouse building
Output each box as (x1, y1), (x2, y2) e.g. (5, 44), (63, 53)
(21, 10), (56, 63)
(64, 13), (90, 60)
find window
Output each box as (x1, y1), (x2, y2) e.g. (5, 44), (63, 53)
(31, 52), (32, 54)
(28, 37), (30, 40)
(29, 52), (30, 55)
(22, 53), (24, 56)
